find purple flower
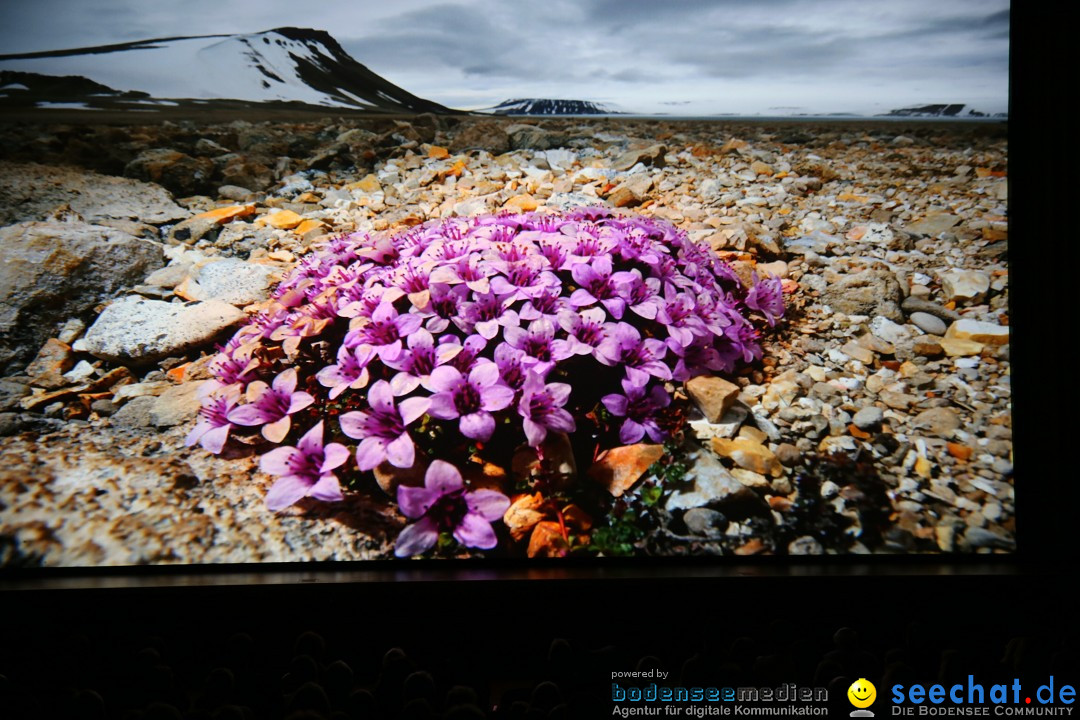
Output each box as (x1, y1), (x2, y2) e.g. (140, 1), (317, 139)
(568, 256), (626, 319)
(492, 342), (531, 391)
(342, 300), (422, 361)
(186, 384), (241, 454)
(517, 371), (575, 447)
(612, 269), (661, 320)
(554, 308), (607, 358)
(595, 322), (672, 381)
(227, 368), (315, 443)
(502, 318), (571, 374)
(395, 460), (510, 556)
(339, 380), (430, 471)
(424, 363), (515, 442)
(261, 421), (351, 511)
(316, 345), (375, 400)
(601, 377), (671, 445)
(383, 328), (461, 396)
(458, 290), (518, 340)
(745, 273), (785, 326)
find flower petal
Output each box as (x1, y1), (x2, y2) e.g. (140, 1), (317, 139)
(394, 516), (439, 557)
(288, 391), (315, 414)
(308, 474), (344, 503)
(480, 384), (515, 412)
(459, 411), (495, 441)
(265, 475), (310, 512)
(338, 410), (369, 440)
(260, 446), (299, 476)
(398, 396), (431, 426)
(226, 404), (270, 426)
(453, 514), (498, 550)
(465, 490), (511, 521)
(425, 459), (464, 494)
(355, 437), (388, 471)
(385, 432), (416, 469)
(523, 417), (547, 447)
(262, 416), (291, 443)
(273, 367), (298, 394)
(199, 423), (231, 454)
(398, 485), (440, 518)
(321, 442), (351, 472)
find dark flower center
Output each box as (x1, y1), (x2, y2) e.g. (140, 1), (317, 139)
(453, 382), (483, 414)
(429, 489), (468, 531)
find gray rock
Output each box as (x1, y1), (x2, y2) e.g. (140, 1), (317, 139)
(909, 312), (947, 336)
(788, 536), (824, 555)
(906, 213), (960, 236)
(0, 411), (26, 436)
(110, 395), (159, 429)
(852, 406), (884, 431)
(0, 221), (164, 375)
(783, 230), (834, 255)
(0, 377), (31, 411)
(124, 148), (216, 197)
(901, 296), (960, 322)
(218, 185), (255, 201)
(939, 270), (990, 303)
(775, 443), (801, 466)
(665, 454), (756, 511)
(682, 508), (728, 537)
(0, 161), (187, 226)
(505, 124), (567, 151)
(613, 144), (666, 171)
(57, 319), (87, 345)
(821, 269), (904, 322)
(149, 382), (203, 428)
(81, 296), (245, 365)
(449, 121), (512, 154)
(911, 407), (961, 438)
(189, 259), (280, 306)
(962, 527), (1015, 551)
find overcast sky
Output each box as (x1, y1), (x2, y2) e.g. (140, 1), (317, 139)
(0, 0), (1009, 115)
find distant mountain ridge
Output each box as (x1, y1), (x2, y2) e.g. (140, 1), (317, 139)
(879, 103), (1004, 118)
(0, 27), (452, 114)
(485, 98), (619, 115)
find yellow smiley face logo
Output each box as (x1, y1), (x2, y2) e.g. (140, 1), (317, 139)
(848, 678), (877, 708)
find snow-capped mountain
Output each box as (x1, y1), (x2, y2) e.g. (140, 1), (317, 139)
(485, 98), (620, 115)
(0, 27), (451, 113)
(879, 104), (1001, 118)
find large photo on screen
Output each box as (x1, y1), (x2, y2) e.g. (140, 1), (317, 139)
(0, 1), (1010, 564)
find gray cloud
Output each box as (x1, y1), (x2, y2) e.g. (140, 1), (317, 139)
(0, 0), (1009, 114)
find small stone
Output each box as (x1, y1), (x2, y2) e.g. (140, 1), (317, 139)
(820, 269), (904, 322)
(188, 259), (280, 306)
(25, 338), (74, 389)
(62, 360), (96, 384)
(913, 338), (945, 357)
(852, 406), (884, 431)
(730, 468), (769, 488)
(149, 382), (203, 428)
(775, 443), (801, 467)
(869, 316), (917, 346)
(750, 160), (773, 176)
(788, 536), (824, 555)
(906, 213), (960, 236)
(613, 144), (666, 171)
(939, 336), (984, 357)
(588, 444), (664, 497)
(503, 194), (538, 212)
(683, 508), (728, 537)
(81, 296), (246, 365)
(840, 341), (875, 365)
(685, 375), (740, 423)
(260, 209), (304, 230)
(962, 527), (1015, 551)
(879, 390), (916, 410)
(945, 319), (1009, 346)
(912, 407), (961, 438)
(901, 296), (960, 322)
(909, 312), (947, 336)
(711, 437), (783, 478)
(665, 453), (754, 511)
(57, 319), (87, 345)
(939, 270), (990, 303)
(109, 395), (158, 429)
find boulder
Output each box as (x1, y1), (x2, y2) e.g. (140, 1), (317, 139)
(0, 221), (163, 374)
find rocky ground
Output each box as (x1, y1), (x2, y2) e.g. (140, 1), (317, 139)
(0, 114), (1011, 564)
